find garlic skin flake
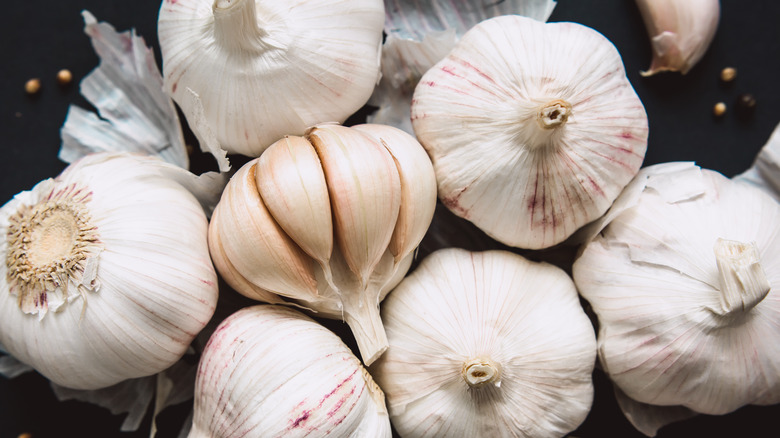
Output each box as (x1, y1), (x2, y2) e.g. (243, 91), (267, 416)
(0, 153), (218, 390)
(636, 0), (720, 76)
(158, 0), (385, 157)
(372, 248), (597, 437)
(208, 123), (437, 365)
(190, 305), (391, 438)
(573, 163), (780, 417)
(411, 15), (648, 250)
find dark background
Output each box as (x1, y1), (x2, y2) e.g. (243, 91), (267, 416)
(2, 1), (780, 437)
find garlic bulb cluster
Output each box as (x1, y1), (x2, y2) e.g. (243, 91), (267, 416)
(372, 248), (597, 437)
(574, 163), (780, 418)
(411, 15), (648, 250)
(0, 153), (218, 390)
(208, 123), (437, 364)
(636, 0), (720, 76)
(157, 0), (385, 157)
(190, 305), (391, 438)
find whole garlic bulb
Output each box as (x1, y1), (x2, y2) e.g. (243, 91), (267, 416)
(411, 15), (648, 249)
(574, 163), (780, 416)
(0, 153), (218, 390)
(208, 123), (437, 365)
(372, 248), (597, 437)
(190, 305), (391, 438)
(158, 0), (385, 157)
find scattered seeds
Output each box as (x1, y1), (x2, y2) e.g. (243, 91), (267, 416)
(57, 69), (73, 86)
(713, 102), (727, 117)
(720, 67), (737, 82)
(24, 78), (41, 95)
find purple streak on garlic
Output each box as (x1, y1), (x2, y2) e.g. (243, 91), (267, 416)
(411, 15), (648, 250)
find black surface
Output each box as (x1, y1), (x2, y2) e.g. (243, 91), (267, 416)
(2, 1), (780, 437)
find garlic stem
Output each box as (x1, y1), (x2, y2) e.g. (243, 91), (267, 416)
(212, 0), (268, 52)
(343, 293), (388, 366)
(462, 358), (501, 388)
(713, 238), (770, 315)
(537, 99), (572, 130)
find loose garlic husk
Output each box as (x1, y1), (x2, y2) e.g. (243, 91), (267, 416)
(190, 305), (391, 438)
(371, 248), (597, 437)
(0, 153), (218, 390)
(636, 0), (720, 76)
(157, 0), (385, 157)
(573, 163), (780, 425)
(411, 15), (648, 250)
(208, 123), (437, 365)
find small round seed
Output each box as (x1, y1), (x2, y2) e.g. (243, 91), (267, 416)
(736, 93), (757, 112)
(720, 67), (737, 82)
(713, 102), (726, 117)
(56, 69), (73, 86)
(24, 78), (41, 95)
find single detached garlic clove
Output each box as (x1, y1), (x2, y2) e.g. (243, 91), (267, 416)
(158, 0), (385, 157)
(574, 163), (780, 418)
(0, 153), (218, 390)
(208, 123), (437, 365)
(411, 15), (648, 249)
(190, 305), (391, 438)
(371, 248), (597, 437)
(636, 0), (720, 76)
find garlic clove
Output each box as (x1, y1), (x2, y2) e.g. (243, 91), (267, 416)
(352, 124), (437, 266)
(306, 124), (402, 289)
(256, 135), (335, 285)
(212, 159), (318, 299)
(636, 0), (720, 76)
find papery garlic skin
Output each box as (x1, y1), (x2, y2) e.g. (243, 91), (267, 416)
(574, 163), (780, 415)
(411, 15), (648, 250)
(636, 0), (720, 76)
(208, 123), (437, 365)
(372, 248), (597, 437)
(158, 0), (384, 157)
(190, 305), (391, 438)
(0, 153), (218, 390)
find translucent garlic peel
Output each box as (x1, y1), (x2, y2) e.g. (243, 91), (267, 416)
(0, 153), (218, 390)
(208, 123), (437, 365)
(636, 0), (720, 76)
(411, 15), (648, 249)
(372, 248), (597, 437)
(190, 305), (391, 438)
(158, 0), (385, 157)
(574, 164), (780, 415)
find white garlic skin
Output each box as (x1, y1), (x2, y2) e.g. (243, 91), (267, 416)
(574, 164), (780, 415)
(190, 305), (391, 438)
(0, 153), (218, 390)
(158, 0), (385, 157)
(636, 0), (720, 76)
(372, 248), (597, 437)
(411, 15), (648, 250)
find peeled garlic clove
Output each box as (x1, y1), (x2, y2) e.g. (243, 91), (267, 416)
(636, 0), (720, 76)
(211, 159), (318, 299)
(372, 248), (597, 437)
(190, 305), (391, 438)
(158, 0), (385, 156)
(0, 153), (218, 390)
(574, 163), (780, 417)
(307, 124), (401, 288)
(411, 15), (648, 249)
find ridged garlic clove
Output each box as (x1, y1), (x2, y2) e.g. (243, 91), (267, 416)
(636, 0), (720, 76)
(190, 305), (391, 438)
(411, 15), (648, 249)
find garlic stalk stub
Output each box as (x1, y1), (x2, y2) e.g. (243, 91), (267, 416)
(0, 153), (218, 390)
(158, 0), (385, 157)
(636, 0), (720, 76)
(190, 305), (391, 438)
(411, 15), (648, 249)
(574, 163), (780, 417)
(208, 123), (437, 364)
(371, 248), (597, 437)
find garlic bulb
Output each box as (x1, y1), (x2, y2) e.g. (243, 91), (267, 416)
(158, 0), (385, 157)
(573, 163), (780, 417)
(372, 248), (597, 437)
(208, 123), (437, 364)
(636, 0), (720, 76)
(190, 305), (391, 438)
(411, 15), (648, 250)
(0, 153), (218, 390)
